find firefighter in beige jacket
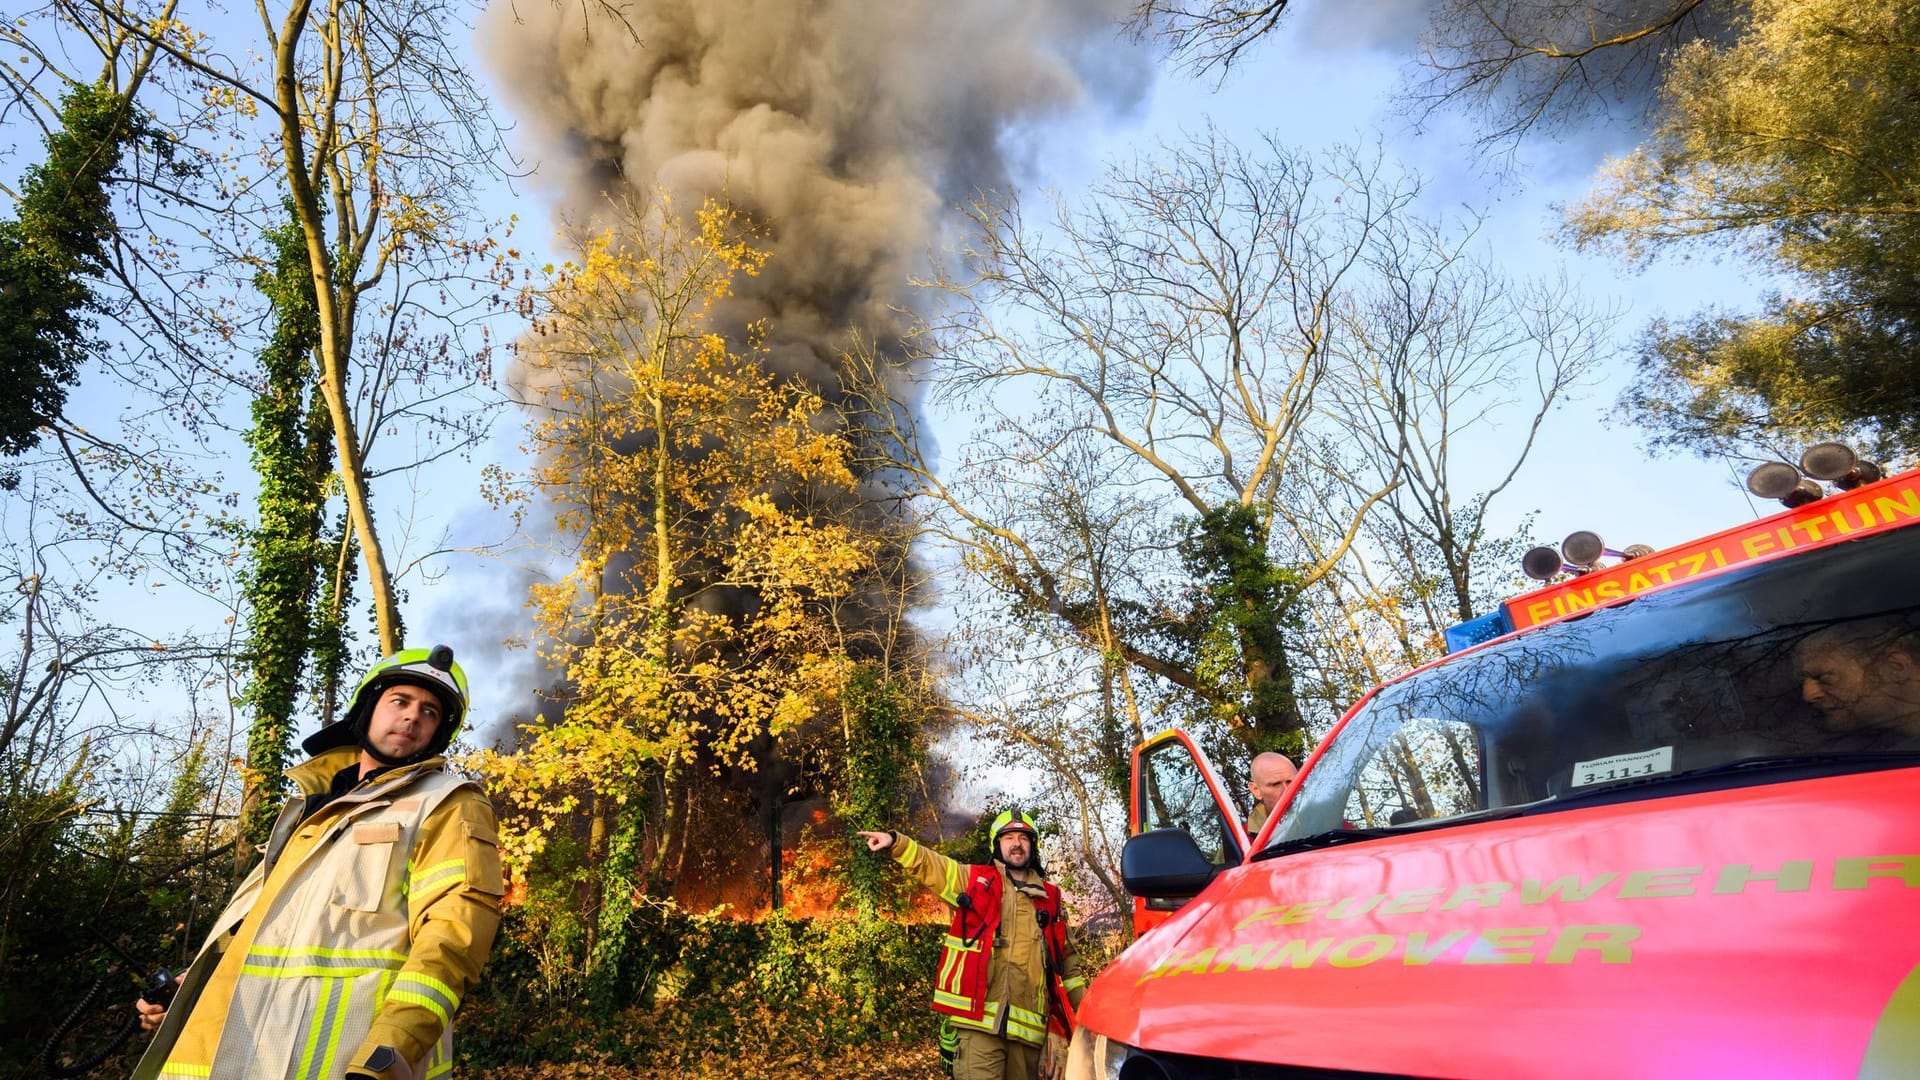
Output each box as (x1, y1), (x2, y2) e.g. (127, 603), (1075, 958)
(133, 646), (504, 1080)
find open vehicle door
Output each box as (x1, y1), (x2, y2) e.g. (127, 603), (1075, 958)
(1125, 729), (1248, 939)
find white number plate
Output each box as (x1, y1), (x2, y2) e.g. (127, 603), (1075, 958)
(1569, 746), (1674, 789)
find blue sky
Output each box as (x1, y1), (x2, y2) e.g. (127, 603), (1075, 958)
(1089, 24), (1773, 549)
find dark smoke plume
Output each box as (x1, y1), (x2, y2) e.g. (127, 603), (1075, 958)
(482, 0), (1149, 389)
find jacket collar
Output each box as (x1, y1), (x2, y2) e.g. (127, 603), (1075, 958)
(996, 859), (1049, 895)
(285, 746), (444, 797)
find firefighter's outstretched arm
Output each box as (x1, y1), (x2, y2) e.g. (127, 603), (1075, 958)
(856, 829), (964, 907)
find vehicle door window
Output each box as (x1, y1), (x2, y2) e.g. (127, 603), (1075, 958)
(1136, 738), (1240, 866)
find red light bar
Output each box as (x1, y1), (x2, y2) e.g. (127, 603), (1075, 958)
(1505, 468), (1920, 632)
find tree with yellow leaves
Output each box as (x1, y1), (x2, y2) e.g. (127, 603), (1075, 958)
(483, 195), (877, 1001)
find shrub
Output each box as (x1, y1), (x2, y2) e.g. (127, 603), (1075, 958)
(462, 903), (943, 1069)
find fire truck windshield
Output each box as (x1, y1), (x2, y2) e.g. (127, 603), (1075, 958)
(1269, 520), (1920, 849)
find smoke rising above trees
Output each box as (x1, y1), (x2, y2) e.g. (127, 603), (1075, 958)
(476, 0), (1154, 915)
(475, 0), (1153, 711)
(482, 0), (1150, 387)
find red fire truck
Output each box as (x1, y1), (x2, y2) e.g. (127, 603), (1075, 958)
(1067, 450), (1920, 1079)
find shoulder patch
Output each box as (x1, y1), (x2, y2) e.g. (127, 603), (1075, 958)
(353, 821), (401, 844)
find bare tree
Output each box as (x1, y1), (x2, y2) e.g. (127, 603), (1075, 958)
(1327, 236), (1613, 628)
(878, 133), (1430, 760)
(1127, 0), (1296, 76)
(1410, 0), (1735, 149)
(851, 132), (1611, 913)
(64, 0), (518, 653)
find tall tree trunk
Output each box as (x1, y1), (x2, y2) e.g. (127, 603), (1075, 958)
(272, 0), (403, 654)
(237, 216), (334, 866)
(311, 512), (357, 725)
(650, 763), (689, 894)
(766, 745), (784, 911)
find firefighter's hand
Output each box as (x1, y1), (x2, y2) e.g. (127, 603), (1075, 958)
(857, 830), (895, 852)
(134, 995), (167, 1032)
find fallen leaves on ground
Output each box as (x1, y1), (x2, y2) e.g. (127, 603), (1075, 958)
(472, 1037), (945, 1079)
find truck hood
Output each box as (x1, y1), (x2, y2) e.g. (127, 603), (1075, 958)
(1081, 768), (1920, 1079)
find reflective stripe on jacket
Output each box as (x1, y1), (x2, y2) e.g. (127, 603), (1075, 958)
(134, 747), (505, 1080)
(893, 835), (1077, 1047)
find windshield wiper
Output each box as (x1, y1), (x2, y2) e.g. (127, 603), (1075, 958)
(1252, 805), (1532, 861)
(1253, 827), (1399, 860)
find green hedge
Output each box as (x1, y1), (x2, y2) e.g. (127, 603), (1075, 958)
(462, 904), (944, 1070)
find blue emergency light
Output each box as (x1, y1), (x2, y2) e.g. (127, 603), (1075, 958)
(1443, 609), (1513, 654)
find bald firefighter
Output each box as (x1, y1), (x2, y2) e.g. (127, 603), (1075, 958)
(133, 646), (505, 1080)
(859, 810), (1087, 1080)
(1245, 751), (1297, 834)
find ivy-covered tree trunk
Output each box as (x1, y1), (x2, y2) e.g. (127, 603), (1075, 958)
(1182, 504), (1309, 761)
(1094, 659), (1140, 812)
(0, 82), (153, 472)
(836, 667), (921, 918)
(587, 798), (647, 1014)
(236, 216), (336, 857)
(835, 668), (923, 1028)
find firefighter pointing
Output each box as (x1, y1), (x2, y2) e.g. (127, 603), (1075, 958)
(859, 810), (1087, 1080)
(132, 646), (506, 1080)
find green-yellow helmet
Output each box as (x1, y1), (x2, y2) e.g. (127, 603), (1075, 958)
(302, 644), (469, 759)
(990, 808), (1039, 845)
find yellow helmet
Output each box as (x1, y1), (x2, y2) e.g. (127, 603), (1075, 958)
(991, 808), (1039, 845)
(302, 644), (469, 760)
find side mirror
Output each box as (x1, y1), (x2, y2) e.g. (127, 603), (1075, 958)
(1122, 827), (1224, 900)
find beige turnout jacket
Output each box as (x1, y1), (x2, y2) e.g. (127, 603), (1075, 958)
(133, 747), (504, 1080)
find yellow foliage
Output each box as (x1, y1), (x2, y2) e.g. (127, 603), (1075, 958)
(484, 193), (878, 871)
